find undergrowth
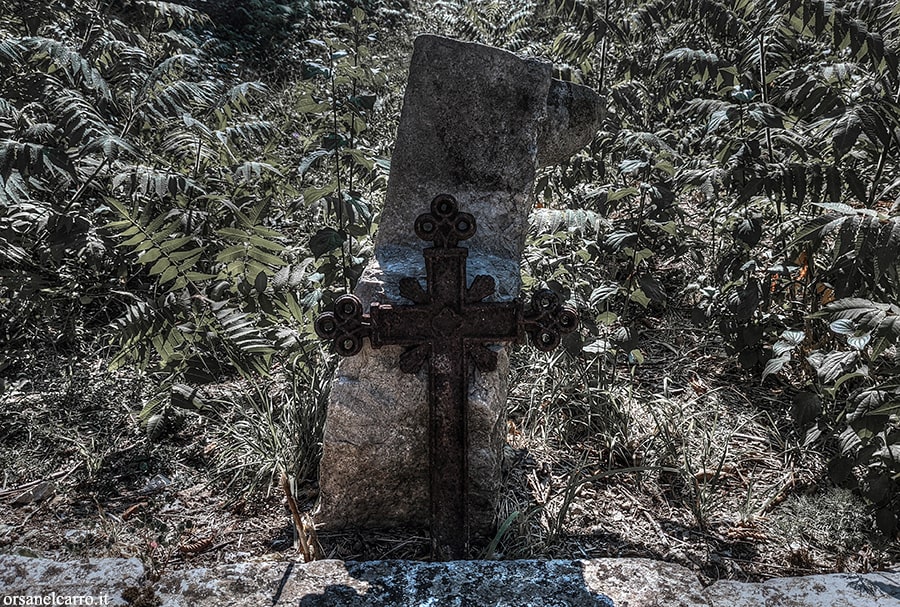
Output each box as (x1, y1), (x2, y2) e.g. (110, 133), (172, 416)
(1, 0), (899, 569)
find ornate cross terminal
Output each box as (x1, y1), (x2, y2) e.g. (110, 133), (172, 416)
(315, 194), (577, 560)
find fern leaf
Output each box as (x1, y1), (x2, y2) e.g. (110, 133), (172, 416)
(659, 47), (729, 84)
(143, 79), (217, 122)
(107, 199), (204, 292)
(97, 40), (150, 96)
(113, 164), (205, 199)
(211, 303), (275, 376)
(0, 139), (76, 185)
(0, 173), (29, 204)
(109, 298), (183, 370)
(81, 133), (140, 160)
(0, 37), (25, 65)
(52, 89), (111, 146)
(218, 82), (267, 115)
(233, 161), (282, 183)
(530, 208), (607, 236)
(22, 37), (111, 99)
(128, 0), (210, 28)
(222, 120), (276, 148)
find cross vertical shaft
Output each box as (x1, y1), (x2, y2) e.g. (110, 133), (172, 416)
(425, 246), (470, 560)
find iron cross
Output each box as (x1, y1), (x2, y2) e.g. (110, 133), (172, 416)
(314, 194), (577, 560)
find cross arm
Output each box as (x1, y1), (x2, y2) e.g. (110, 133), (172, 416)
(313, 294), (372, 356)
(521, 289), (579, 351)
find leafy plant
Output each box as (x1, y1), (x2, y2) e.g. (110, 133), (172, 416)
(0, 1), (323, 436)
(791, 298), (900, 532)
(543, 0), (900, 527)
(292, 6), (390, 299)
(212, 357), (331, 495)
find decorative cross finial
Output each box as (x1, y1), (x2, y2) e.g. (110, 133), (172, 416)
(414, 193), (476, 248)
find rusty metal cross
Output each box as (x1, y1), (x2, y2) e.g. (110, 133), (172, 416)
(315, 194), (577, 560)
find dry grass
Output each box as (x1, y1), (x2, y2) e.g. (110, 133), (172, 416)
(0, 353), (310, 575)
(493, 314), (898, 582)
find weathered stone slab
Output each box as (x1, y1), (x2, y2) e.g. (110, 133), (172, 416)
(152, 558), (703, 606)
(4, 554), (900, 607)
(315, 33), (602, 541)
(539, 79), (605, 168)
(703, 570), (900, 606)
(0, 554), (144, 606)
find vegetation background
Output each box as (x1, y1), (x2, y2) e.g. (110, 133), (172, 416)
(1, 0), (899, 584)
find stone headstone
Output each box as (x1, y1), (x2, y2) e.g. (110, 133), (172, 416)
(314, 34), (602, 541)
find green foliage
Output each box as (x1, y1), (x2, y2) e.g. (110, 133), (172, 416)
(195, 0), (315, 60)
(0, 2), (404, 505)
(798, 297), (900, 533)
(0, 0), (358, 463)
(2, 0), (897, 529)
(434, 0), (539, 52)
(292, 7), (389, 297)
(211, 358), (331, 496)
(535, 0), (900, 525)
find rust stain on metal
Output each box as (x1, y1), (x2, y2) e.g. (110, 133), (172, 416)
(315, 194), (577, 560)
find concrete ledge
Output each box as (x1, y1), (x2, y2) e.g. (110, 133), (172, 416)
(2, 554), (899, 606)
(704, 571), (900, 606)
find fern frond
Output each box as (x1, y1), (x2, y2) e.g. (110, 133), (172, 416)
(106, 196), (205, 291)
(0, 37), (25, 65)
(52, 88), (111, 146)
(0, 172), (30, 205)
(610, 80), (650, 124)
(22, 122), (56, 143)
(143, 79), (217, 122)
(552, 28), (604, 73)
(112, 164), (205, 200)
(144, 53), (201, 87)
(796, 207), (900, 297)
(232, 161), (282, 183)
(159, 123), (217, 166)
(786, 0), (900, 83)
(0, 138), (76, 185)
(94, 39), (150, 96)
(216, 225), (287, 278)
(658, 47), (734, 86)
(221, 120), (277, 148)
(109, 298), (184, 370)
(530, 208), (608, 236)
(127, 0), (210, 28)
(157, 30), (200, 53)
(81, 133), (141, 160)
(210, 302), (275, 377)
(22, 37), (111, 99)
(217, 82), (267, 116)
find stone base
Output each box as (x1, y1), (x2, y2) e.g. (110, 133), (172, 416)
(3, 554), (899, 606)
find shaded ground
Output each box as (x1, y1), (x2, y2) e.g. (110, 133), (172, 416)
(0, 353), (286, 577)
(500, 310), (899, 583)
(2, 319), (897, 585)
